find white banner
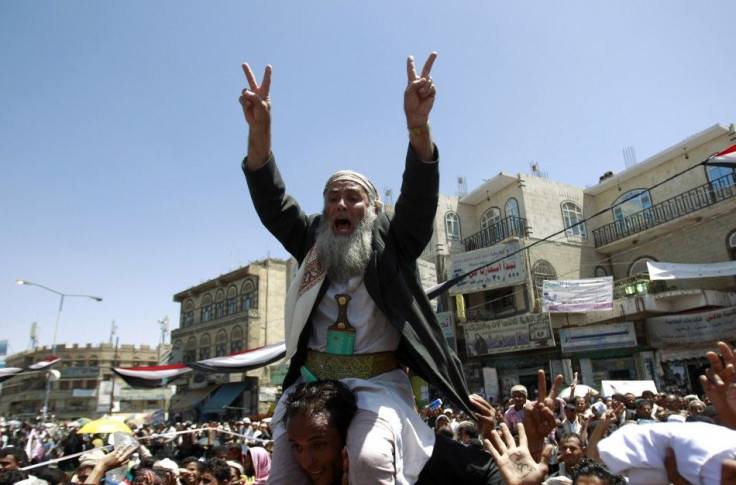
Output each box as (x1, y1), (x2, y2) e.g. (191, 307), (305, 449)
(542, 277), (613, 312)
(647, 306), (736, 346)
(559, 322), (637, 352)
(447, 242), (526, 295)
(647, 260), (736, 280)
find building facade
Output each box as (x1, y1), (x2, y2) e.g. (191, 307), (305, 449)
(170, 258), (288, 420)
(424, 123), (736, 400)
(0, 343), (171, 421)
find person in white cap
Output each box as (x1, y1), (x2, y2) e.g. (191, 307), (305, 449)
(239, 52), (473, 485)
(504, 384), (528, 433)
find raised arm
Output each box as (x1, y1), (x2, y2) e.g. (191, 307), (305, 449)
(699, 341), (736, 430)
(404, 53), (437, 161)
(523, 369), (563, 462)
(240, 63), (273, 170)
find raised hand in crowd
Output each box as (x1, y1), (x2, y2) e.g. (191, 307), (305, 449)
(485, 422), (551, 485)
(699, 341), (736, 430)
(586, 403), (625, 462)
(83, 441), (139, 485)
(469, 393), (497, 438)
(523, 369), (563, 461)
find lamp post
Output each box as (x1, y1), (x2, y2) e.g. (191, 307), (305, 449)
(16, 279), (103, 422)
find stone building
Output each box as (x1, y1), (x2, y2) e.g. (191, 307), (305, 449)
(423, 123), (736, 400)
(0, 342), (171, 421)
(170, 258), (288, 420)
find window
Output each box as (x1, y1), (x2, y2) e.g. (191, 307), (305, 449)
(241, 280), (257, 311)
(184, 337), (197, 363)
(201, 295), (212, 323)
(215, 331), (228, 357)
(480, 207), (502, 245)
(445, 212), (461, 240)
(594, 266), (609, 277)
(629, 256), (655, 277)
(505, 198), (520, 219)
(707, 164), (736, 200)
(561, 201), (587, 237)
(215, 290), (225, 319)
(728, 230), (736, 260)
(182, 300), (194, 327)
(231, 326), (243, 354)
(532, 260), (557, 308)
(199, 334), (211, 360)
(613, 189), (652, 233)
(227, 286), (238, 315)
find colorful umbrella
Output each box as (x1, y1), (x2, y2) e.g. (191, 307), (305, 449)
(77, 417), (133, 435)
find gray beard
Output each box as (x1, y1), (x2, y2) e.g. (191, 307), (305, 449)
(315, 206), (377, 284)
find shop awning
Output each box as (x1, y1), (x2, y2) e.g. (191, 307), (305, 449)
(200, 382), (250, 415)
(169, 385), (217, 413)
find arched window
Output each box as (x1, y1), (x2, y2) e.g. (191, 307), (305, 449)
(505, 198), (520, 219)
(201, 294), (212, 323)
(215, 290), (225, 319)
(226, 286), (238, 315)
(215, 330), (228, 357)
(231, 326), (243, 354)
(445, 212), (461, 240)
(241, 280), (258, 311)
(532, 260), (557, 307)
(561, 201), (587, 237)
(199, 334), (211, 360)
(629, 256), (656, 277)
(594, 266), (609, 278)
(182, 300), (194, 327)
(184, 337), (197, 363)
(480, 207), (502, 246)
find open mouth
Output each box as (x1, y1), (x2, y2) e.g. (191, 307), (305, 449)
(334, 217), (353, 234)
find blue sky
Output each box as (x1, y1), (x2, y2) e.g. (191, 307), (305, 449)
(2, 1), (735, 359)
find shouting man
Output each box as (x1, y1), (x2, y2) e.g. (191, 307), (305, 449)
(239, 52), (472, 484)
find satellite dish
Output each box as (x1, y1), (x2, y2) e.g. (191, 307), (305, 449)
(47, 369), (61, 382)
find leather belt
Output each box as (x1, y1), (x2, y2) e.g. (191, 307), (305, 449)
(305, 350), (398, 380)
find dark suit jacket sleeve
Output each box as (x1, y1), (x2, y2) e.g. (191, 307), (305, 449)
(242, 155), (317, 264)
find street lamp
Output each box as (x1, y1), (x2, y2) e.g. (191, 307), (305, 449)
(16, 279), (103, 422)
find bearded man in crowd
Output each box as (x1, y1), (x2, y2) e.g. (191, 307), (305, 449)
(239, 52), (473, 485)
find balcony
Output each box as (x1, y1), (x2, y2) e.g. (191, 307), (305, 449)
(593, 173), (736, 247)
(463, 216), (528, 251)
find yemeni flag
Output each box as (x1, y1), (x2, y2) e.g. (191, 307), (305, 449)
(112, 341), (286, 388)
(705, 144), (736, 167)
(188, 341), (286, 373)
(0, 355), (61, 383)
(113, 363), (192, 388)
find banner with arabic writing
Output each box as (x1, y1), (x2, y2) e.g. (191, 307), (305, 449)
(464, 312), (555, 357)
(446, 241), (526, 295)
(542, 277), (613, 313)
(646, 306), (736, 346)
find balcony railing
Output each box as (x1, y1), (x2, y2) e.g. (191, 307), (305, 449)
(463, 216), (528, 251)
(593, 173), (736, 247)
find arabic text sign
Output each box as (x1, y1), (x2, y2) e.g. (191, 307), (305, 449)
(647, 306), (736, 346)
(559, 322), (637, 353)
(464, 312), (555, 357)
(542, 277), (613, 312)
(447, 242), (525, 295)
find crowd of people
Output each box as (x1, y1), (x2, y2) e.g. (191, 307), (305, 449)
(0, 418), (274, 485)
(1, 339), (733, 485)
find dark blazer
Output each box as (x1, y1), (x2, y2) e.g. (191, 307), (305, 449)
(243, 144), (474, 416)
